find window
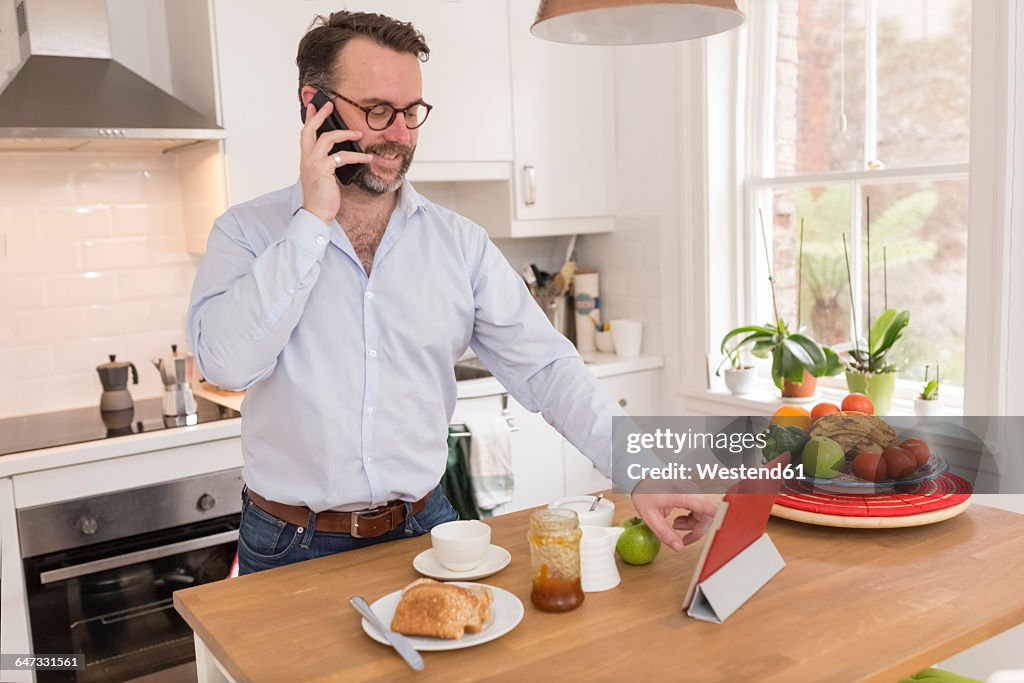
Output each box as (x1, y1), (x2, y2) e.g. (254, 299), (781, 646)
(745, 0), (971, 390)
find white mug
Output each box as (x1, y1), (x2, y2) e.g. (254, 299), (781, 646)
(610, 319), (643, 357)
(430, 520), (491, 572)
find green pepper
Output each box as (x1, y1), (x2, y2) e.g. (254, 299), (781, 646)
(762, 425), (810, 463)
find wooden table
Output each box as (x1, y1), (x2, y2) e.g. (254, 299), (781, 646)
(174, 493), (1024, 682)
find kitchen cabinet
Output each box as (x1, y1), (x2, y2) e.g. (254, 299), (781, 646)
(426, 1), (618, 238)
(563, 369), (661, 497)
(506, 0), (617, 224)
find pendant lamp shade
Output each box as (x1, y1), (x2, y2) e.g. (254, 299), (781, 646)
(531, 0), (745, 45)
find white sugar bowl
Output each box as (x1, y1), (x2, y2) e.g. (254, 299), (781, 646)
(549, 496), (615, 527)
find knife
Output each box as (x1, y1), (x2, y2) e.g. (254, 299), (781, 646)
(350, 596), (425, 671)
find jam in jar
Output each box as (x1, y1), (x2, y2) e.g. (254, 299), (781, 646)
(528, 508), (584, 612)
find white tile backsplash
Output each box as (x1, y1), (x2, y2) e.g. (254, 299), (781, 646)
(4, 240), (80, 274)
(8, 276), (47, 309)
(112, 204), (182, 236)
(37, 206), (114, 240)
(574, 218), (664, 357)
(0, 345), (54, 381)
(81, 236), (151, 271)
(51, 337), (129, 376)
(47, 272), (119, 307)
(0, 152), (197, 417)
(117, 265), (197, 302)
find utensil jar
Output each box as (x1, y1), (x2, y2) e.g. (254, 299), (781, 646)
(528, 508), (584, 612)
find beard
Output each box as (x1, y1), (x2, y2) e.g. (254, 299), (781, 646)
(355, 142), (415, 195)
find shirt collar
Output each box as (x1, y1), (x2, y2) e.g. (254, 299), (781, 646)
(289, 178), (425, 218)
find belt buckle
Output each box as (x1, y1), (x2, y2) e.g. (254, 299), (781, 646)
(350, 506), (390, 539)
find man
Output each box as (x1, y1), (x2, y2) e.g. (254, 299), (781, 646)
(187, 11), (716, 575)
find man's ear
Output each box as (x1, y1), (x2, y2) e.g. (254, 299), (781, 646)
(300, 86), (320, 107)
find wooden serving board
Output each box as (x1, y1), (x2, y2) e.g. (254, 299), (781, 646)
(193, 381), (245, 412)
(771, 472), (973, 528)
(771, 498), (972, 528)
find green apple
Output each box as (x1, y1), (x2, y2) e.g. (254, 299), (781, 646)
(802, 436), (845, 479)
(616, 517), (661, 565)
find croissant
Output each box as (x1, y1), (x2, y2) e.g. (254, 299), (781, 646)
(391, 579), (493, 639)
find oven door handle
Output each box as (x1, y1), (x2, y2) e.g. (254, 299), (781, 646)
(39, 529), (239, 585)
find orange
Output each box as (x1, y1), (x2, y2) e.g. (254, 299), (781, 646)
(770, 405), (811, 431)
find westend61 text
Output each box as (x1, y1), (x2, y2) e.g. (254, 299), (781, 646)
(627, 462), (804, 481)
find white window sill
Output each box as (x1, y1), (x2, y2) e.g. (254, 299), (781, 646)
(678, 380), (964, 418)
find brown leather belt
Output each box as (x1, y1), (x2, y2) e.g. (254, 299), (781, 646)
(246, 489), (433, 538)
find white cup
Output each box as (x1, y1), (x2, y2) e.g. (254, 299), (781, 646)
(595, 330), (615, 353)
(548, 496), (615, 527)
(430, 520), (491, 572)
(610, 319), (643, 357)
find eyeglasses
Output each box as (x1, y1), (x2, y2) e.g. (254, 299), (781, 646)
(324, 90), (433, 131)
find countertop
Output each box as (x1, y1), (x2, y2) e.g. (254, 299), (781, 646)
(175, 492), (1024, 682)
(0, 354), (662, 479)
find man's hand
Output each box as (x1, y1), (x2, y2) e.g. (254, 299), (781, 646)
(630, 482), (718, 551)
(299, 100), (373, 224)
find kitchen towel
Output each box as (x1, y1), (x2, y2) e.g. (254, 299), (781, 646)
(442, 429), (480, 520)
(573, 270), (600, 352)
(464, 416), (515, 516)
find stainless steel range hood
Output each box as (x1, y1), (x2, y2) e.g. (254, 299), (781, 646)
(0, 0), (224, 151)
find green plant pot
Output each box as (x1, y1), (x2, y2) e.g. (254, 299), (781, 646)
(845, 370), (898, 416)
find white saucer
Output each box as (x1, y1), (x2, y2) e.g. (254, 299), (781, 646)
(412, 545), (511, 581)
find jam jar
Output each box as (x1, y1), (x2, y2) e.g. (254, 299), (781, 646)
(528, 508), (585, 612)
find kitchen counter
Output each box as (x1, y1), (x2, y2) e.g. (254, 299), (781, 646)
(0, 354), (662, 479)
(175, 492), (1024, 683)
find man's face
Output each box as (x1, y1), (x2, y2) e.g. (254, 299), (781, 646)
(305, 37), (423, 195)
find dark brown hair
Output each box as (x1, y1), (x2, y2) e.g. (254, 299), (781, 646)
(296, 11), (430, 99)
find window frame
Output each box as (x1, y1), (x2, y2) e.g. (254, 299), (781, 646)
(739, 0), (970, 409)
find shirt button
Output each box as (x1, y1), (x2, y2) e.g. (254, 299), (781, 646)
(365, 291), (374, 300)
(366, 407), (375, 415)
(365, 456), (372, 463)
(287, 288), (295, 295)
(315, 236), (326, 246)
(367, 349), (377, 358)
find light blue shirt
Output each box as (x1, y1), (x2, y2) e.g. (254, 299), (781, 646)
(187, 181), (627, 512)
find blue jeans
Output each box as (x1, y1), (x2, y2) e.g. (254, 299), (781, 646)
(237, 484), (459, 575)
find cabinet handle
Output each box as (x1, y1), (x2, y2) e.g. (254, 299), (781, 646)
(618, 398), (628, 407)
(523, 165), (536, 206)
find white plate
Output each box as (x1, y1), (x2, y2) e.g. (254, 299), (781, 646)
(412, 545), (511, 581)
(360, 582), (524, 651)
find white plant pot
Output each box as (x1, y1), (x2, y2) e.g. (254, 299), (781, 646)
(914, 397), (943, 423)
(724, 367), (758, 395)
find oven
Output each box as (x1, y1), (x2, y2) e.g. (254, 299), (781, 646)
(18, 469), (242, 683)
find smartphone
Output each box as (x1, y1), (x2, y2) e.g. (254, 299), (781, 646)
(301, 90), (365, 186)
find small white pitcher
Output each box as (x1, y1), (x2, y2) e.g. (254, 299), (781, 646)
(580, 525), (625, 592)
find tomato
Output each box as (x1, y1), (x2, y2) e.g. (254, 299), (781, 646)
(881, 447), (917, 479)
(899, 438), (931, 467)
(810, 402), (840, 424)
(852, 450), (886, 482)
(841, 393), (874, 415)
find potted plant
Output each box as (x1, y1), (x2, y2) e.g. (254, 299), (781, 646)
(715, 214), (841, 398)
(837, 199), (910, 416)
(914, 363), (942, 421)
(719, 347), (758, 395)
